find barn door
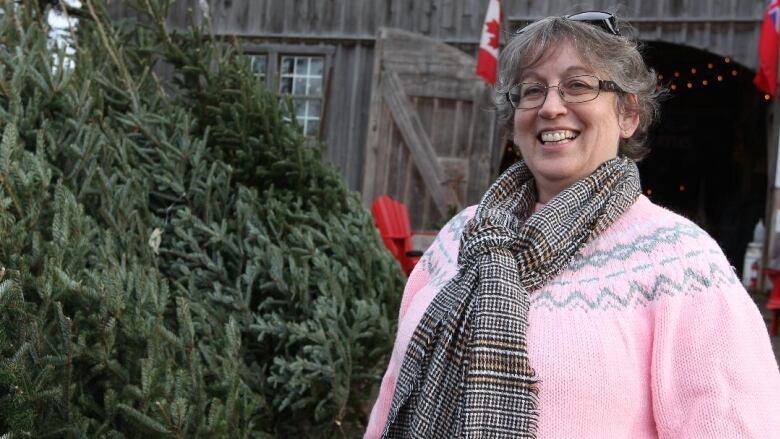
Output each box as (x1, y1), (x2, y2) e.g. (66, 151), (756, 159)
(361, 27), (499, 230)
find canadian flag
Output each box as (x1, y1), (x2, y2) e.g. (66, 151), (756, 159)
(476, 0), (502, 84)
(755, 0), (780, 98)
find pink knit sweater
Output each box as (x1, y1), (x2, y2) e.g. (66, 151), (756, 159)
(365, 195), (780, 438)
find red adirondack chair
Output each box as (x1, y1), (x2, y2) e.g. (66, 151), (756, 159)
(764, 268), (780, 336)
(371, 195), (424, 275)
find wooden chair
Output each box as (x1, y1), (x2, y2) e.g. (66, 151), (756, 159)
(371, 195), (424, 275)
(763, 268), (780, 336)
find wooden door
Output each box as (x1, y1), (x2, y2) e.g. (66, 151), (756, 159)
(361, 27), (499, 230)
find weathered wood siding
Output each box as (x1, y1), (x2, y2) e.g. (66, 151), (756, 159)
(111, 0), (766, 195)
(120, 0), (765, 68)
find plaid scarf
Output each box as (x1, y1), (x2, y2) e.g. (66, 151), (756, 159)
(381, 156), (640, 438)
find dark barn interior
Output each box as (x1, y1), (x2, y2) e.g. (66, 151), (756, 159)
(641, 41), (769, 271)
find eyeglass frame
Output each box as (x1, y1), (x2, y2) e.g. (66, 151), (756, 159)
(505, 75), (624, 110)
(516, 11), (621, 37)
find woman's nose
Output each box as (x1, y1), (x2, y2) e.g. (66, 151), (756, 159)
(537, 87), (568, 118)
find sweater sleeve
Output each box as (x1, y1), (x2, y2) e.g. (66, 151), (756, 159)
(363, 207), (473, 439)
(651, 253), (780, 437)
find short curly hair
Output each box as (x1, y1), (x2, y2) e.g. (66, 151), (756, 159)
(495, 15), (663, 160)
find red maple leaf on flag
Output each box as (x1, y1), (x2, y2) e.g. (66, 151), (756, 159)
(486, 19), (500, 48)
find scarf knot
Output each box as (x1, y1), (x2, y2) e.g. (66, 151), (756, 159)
(459, 209), (523, 264)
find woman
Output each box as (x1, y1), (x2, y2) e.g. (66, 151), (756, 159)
(365, 12), (780, 438)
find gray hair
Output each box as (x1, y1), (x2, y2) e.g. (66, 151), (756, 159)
(496, 15), (663, 160)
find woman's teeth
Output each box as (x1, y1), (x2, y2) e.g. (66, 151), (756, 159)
(540, 130), (578, 144)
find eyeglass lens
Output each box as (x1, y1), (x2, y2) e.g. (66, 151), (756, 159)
(508, 75), (602, 109)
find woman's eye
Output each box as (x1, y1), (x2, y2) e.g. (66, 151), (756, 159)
(567, 80), (590, 89)
(522, 85), (545, 98)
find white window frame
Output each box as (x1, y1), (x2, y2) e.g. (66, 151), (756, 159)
(244, 44), (334, 139)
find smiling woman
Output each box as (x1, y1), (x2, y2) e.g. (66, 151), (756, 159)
(365, 12), (780, 439)
(509, 42), (639, 202)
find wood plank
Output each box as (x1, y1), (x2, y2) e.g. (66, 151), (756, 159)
(382, 70), (457, 214)
(414, 96), (435, 146)
(419, 1), (432, 34)
(439, 156), (468, 201)
(466, 86), (495, 204)
(360, 0), (375, 34)
(360, 27), (388, 206)
(391, 125), (408, 198)
(408, 164), (428, 229)
(268, 0), (285, 32)
(401, 76), (477, 101)
(377, 106), (394, 195)
(344, 45), (368, 190)
(343, 0), (359, 33)
(442, 0), (456, 30)
(451, 100), (472, 157)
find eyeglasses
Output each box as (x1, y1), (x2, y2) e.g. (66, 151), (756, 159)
(505, 75), (623, 110)
(516, 11), (620, 36)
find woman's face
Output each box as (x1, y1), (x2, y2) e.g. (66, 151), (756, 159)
(512, 41), (639, 202)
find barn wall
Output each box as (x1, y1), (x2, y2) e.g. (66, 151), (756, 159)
(110, 0), (767, 192)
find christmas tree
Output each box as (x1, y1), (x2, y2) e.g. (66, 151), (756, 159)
(0, 0), (403, 437)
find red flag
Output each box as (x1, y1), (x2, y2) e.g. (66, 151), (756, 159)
(476, 0), (502, 84)
(755, 0), (780, 98)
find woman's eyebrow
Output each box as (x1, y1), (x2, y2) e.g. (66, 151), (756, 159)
(518, 66), (594, 82)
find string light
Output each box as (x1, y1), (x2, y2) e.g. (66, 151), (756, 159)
(656, 55), (744, 93)
(679, 185), (686, 192)
(766, 94), (772, 101)
(646, 189), (653, 196)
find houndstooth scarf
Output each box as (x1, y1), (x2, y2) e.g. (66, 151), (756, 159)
(381, 156), (640, 438)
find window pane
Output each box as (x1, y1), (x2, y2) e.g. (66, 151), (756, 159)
(305, 119), (320, 137)
(308, 78), (322, 97)
(295, 57), (308, 74)
(294, 99), (307, 118)
(310, 58), (323, 76)
(251, 55), (267, 79)
(309, 99), (322, 118)
(293, 77), (306, 95)
(280, 77), (292, 94)
(281, 56), (294, 74)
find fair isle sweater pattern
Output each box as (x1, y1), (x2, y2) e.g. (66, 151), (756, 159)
(533, 262), (736, 311)
(417, 203), (738, 312)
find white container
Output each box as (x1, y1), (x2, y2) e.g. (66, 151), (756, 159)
(742, 242), (762, 289)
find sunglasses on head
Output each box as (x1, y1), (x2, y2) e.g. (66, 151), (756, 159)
(516, 11), (620, 36)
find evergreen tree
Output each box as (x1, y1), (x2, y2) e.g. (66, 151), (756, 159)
(0, 0), (403, 437)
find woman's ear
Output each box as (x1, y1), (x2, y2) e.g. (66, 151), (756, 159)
(618, 94), (640, 139)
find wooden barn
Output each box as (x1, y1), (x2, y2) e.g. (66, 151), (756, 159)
(113, 0), (775, 269)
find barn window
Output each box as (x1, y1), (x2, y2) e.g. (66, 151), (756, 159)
(250, 54), (267, 82)
(279, 55), (323, 137)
